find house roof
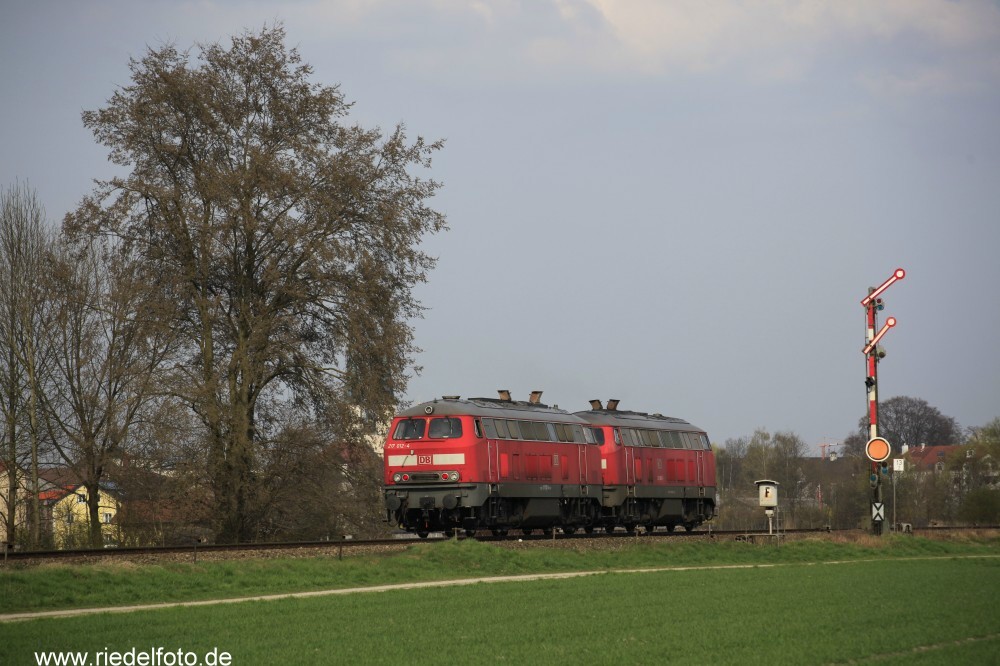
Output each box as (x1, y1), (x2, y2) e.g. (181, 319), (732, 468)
(906, 445), (964, 470)
(38, 487), (76, 503)
(38, 481), (122, 504)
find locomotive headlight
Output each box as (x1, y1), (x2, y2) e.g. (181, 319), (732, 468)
(449, 472), (459, 481)
(393, 473), (402, 483)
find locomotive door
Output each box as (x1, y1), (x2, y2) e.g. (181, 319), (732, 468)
(487, 440), (500, 483)
(623, 443), (636, 486)
(694, 450), (705, 487)
(577, 444), (588, 485)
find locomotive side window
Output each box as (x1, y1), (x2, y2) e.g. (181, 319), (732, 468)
(428, 417), (463, 439)
(571, 425), (587, 444)
(544, 423), (559, 442)
(700, 434), (711, 449)
(505, 420), (521, 440)
(516, 421), (535, 440)
(585, 427), (605, 445)
(640, 430), (658, 447)
(495, 419), (510, 439)
(482, 418), (498, 439)
(662, 431), (684, 449)
(393, 419), (425, 440)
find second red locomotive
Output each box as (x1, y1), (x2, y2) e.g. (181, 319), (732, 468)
(384, 391), (716, 537)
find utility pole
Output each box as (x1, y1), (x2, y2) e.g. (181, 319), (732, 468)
(860, 268), (905, 536)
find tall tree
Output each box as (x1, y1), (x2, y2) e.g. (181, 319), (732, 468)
(854, 396), (963, 452)
(66, 25), (446, 542)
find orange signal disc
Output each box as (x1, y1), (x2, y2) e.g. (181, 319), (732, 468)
(865, 437), (891, 463)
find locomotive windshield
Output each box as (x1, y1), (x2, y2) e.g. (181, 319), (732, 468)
(393, 419), (426, 440)
(428, 417), (463, 439)
(392, 417), (463, 440)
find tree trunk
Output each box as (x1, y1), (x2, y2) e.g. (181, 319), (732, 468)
(87, 482), (103, 548)
(3, 377), (16, 546)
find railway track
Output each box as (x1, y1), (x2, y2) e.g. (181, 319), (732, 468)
(2, 525), (994, 563)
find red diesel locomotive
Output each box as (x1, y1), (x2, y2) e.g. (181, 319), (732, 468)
(575, 400), (716, 533)
(383, 391), (716, 537)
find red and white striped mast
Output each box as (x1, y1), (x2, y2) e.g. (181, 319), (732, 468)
(859, 267), (905, 535)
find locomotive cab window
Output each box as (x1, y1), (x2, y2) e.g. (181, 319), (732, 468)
(428, 417), (463, 439)
(393, 419), (425, 440)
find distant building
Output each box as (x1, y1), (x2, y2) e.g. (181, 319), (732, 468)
(39, 479), (122, 549)
(905, 445), (964, 474)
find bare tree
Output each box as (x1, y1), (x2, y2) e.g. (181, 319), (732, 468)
(40, 239), (174, 547)
(67, 25), (446, 542)
(0, 182), (50, 548)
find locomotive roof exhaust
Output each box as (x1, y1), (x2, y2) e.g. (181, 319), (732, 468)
(607, 399), (620, 411)
(498, 389), (512, 401)
(589, 399), (603, 410)
(529, 391), (543, 404)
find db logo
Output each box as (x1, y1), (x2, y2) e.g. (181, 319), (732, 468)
(417, 455), (432, 465)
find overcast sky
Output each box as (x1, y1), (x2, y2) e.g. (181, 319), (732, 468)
(3, 1), (999, 452)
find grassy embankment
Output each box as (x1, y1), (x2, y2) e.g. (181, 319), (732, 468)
(0, 534), (996, 614)
(0, 539), (998, 664)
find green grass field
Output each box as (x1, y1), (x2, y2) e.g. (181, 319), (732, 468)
(2, 536), (999, 664)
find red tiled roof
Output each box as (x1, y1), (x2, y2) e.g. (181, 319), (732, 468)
(39, 486), (77, 502)
(906, 445), (963, 470)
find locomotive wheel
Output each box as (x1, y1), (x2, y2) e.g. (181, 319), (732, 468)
(417, 531), (429, 539)
(684, 522), (695, 532)
(625, 523), (637, 535)
(465, 529), (476, 537)
(491, 528), (509, 537)
(584, 526), (595, 534)
(666, 524), (676, 533)
(604, 525), (615, 534)
(542, 527), (553, 536)
(522, 529), (533, 536)
(443, 529), (455, 538)
(563, 526), (577, 535)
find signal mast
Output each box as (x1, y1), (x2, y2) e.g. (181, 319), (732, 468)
(860, 268), (905, 535)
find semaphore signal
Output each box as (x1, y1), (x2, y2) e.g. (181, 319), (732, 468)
(861, 268), (905, 308)
(862, 317), (896, 356)
(861, 268), (905, 536)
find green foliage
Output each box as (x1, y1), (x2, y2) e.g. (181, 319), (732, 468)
(958, 488), (1000, 524)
